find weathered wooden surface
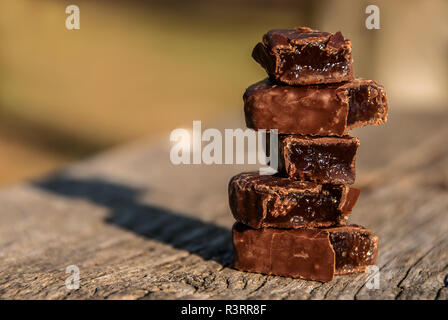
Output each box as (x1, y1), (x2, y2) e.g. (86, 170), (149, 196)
(1, 110), (448, 300)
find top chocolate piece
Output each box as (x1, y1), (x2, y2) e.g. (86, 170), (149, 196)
(252, 27), (353, 85)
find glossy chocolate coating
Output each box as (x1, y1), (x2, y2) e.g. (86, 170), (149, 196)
(244, 78), (388, 136)
(228, 172), (360, 229)
(277, 135), (359, 184)
(232, 223), (378, 282)
(252, 27), (353, 85)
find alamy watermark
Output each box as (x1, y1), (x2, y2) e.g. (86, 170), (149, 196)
(365, 265), (380, 290)
(65, 265), (80, 290)
(66, 5), (80, 30)
(365, 5), (380, 30)
(63, 5), (380, 33)
(170, 121), (278, 175)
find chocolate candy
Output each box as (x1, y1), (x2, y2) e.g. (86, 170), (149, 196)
(252, 27), (353, 85)
(229, 26), (384, 282)
(244, 78), (388, 136)
(228, 172), (360, 229)
(276, 135), (359, 184)
(232, 223), (378, 282)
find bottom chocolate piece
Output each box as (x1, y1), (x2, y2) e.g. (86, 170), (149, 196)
(232, 223), (378, 282)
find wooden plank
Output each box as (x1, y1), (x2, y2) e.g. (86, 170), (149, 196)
(0, 110), (447, 299)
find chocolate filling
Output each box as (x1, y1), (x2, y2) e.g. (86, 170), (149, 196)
(279, 135), (358, 184)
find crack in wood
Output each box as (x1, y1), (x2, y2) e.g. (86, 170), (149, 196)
(434, 271), (448, 300)
(394, 243), (442, 300)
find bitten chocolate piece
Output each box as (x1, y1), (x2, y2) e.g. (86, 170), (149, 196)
(232, 223), (378, 282)
(276, 135), (359, 184)
(244, 78), (388, 136)
(228, 172), (360, 229)
(252, 27), (353, 85)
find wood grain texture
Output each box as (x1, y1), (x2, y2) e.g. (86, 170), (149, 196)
(0, 110), (447, 300)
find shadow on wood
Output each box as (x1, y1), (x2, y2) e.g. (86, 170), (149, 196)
(33, 174), (233, 267)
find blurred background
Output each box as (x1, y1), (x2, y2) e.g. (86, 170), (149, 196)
(0, 0), (447, 187)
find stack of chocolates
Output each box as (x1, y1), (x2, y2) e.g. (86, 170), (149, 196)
(228, 27), (389, 282)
